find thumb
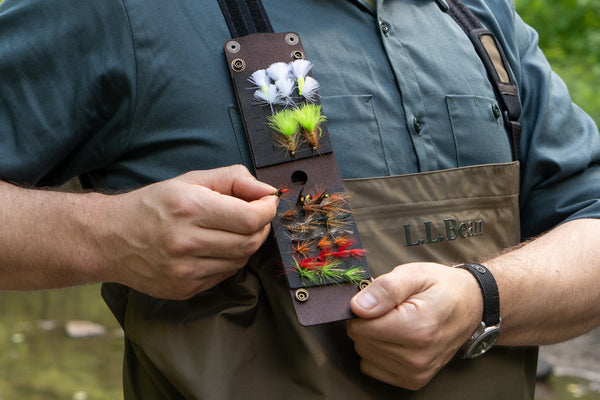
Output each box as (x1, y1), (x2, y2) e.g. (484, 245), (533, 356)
(351, 264), (430, 319)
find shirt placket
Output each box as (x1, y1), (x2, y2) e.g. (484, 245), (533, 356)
(375, 0), (441, 172)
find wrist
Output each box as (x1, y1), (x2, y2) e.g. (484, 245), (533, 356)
(454, 263), (502, 358)
(454, 266), (485, 332)
(66, 190), (121, 284)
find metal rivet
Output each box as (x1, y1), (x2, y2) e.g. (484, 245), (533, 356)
(358, 280), (371, 291)
(231, 58), (246, 72)
(285, 33), (299, 45)
(295, 288), (309, 302)
(413, 117), (423, 135)
(492, 104), (501, 120)
(226, 40), (241, 54)
(291, 50), (304, 60)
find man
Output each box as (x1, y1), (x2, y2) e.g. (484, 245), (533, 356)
(1, 0), (599, 398)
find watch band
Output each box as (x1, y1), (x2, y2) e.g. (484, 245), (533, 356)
(456, 263), (500, 327)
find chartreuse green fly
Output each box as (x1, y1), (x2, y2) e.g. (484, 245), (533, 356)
(267, 108), (300, 155)
(294, 103), (326, 150)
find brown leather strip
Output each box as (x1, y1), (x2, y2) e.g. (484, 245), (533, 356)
(224, 32), (371, 325)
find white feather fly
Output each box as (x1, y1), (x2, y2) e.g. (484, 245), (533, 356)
(290, 59), (312, 80)
(275, 78), (296, 106)
(267, 62), (291, 82)
(254, 84), (282, 112)
(300, 76), (320, 103)
(248, 69), (270, 90)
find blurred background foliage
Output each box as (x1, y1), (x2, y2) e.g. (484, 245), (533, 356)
(514, 0), (600, 124)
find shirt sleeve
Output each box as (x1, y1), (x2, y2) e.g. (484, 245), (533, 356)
(0, 0), (136, 186)
(512, 12), (600, 239)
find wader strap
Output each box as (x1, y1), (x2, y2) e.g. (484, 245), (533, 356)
(446, 0), (522, 161)
(217, 0), (273, 38)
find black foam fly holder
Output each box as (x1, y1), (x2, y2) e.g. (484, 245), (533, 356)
(224, 32), (372, 326)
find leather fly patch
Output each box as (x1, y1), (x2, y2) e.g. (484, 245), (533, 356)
(224, 32), (371, 326)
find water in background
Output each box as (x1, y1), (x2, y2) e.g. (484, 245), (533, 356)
(1, 285), (600, 400)
(0, 285), (123, 400)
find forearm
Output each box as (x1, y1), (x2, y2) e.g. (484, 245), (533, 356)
(0, 166), (279, 299)
(0, 180), (109, 290)
(487, 218), (600, 346)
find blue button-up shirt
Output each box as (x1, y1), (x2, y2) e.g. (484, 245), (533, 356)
(0, 0), (598, 239)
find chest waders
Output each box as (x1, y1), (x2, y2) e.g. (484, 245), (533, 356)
(105, 1), (537, 398)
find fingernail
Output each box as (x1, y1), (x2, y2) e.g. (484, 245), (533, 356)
(356, 291), (378, 310)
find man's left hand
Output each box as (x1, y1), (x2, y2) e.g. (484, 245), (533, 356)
(347, 262), (483, 390)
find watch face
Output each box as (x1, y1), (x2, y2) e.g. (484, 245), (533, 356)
(466, 328), (501, 358)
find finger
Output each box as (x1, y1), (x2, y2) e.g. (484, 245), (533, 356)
(359, 359), (410, 389)
(166, 223), (271, 259)
(185, 270), (239, 296)
(351, 264), (434, 319)
(359, 349), (437, 391)
(164, 255), (249, 285)
(348, 308), (414, 345)
(181, 165), (277, 201)
(190, 186), (279, 234)
(155, 270), (240, 300)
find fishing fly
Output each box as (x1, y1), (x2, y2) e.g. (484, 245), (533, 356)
(294, 104), (327, 151)
(267, 108), (300, 155)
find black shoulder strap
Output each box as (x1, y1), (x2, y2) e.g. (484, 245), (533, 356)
(217, 0), (273, 38)
(445, 0), (521, 161)
(218, 0), (521, 161)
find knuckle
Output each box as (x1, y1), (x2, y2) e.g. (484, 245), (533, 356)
(230, 256), (251, 270)
(243, 233), (264, 254)
(372, 274), (397, 299)
(240, 214), (263, 234)
(406, 371), (434, 391)
(346, 323), (358, 340)
(346, 321), (366, 342)
(409, 326), (437, 349)
(163, 232), (195, 257)
(230, 164), (249, 176)
(232, 232), (265, 259)
(169, 195), (199, 218)
(408, 353), (435, 373)
(171, 262), (197, 281)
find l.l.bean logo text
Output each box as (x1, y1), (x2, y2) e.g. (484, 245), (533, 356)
(403, 218), (483, 247)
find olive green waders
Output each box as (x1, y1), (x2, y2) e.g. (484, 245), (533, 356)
(102, 160), (536, 399)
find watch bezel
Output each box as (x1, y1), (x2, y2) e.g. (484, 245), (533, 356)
(462, 319), (502, 359)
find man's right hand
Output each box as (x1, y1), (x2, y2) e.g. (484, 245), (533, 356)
(0, 165), (278, 300)
(98, 165), (279, 299)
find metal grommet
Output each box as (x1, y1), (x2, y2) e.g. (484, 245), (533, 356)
(231, 58), (246, 72)
(295, 288), (309, 302)
(291, 50), (304, 60)
(285, 33), (300, 45)
(358, 280), (371, 290)
(226, 40), (241, 54)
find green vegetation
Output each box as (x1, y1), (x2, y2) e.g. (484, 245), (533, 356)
(515, 0), (600, 125)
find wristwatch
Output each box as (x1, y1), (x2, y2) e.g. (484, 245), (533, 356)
(455, 263), (502, 359)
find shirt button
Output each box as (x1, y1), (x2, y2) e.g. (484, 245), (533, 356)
(413, 118), (423, 135)
(492, 104), (501, 120)
(379, 19), (390, 37)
